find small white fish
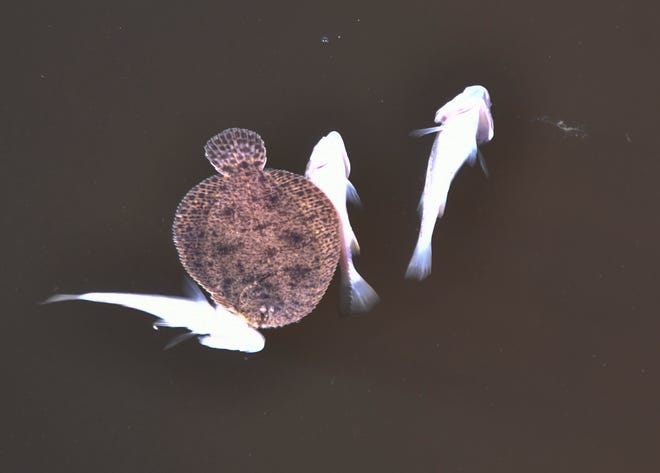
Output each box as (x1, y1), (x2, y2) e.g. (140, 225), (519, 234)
(305, 131), (379, 314)
(42, 278), (265, 353)
(405, 85), (494, 281)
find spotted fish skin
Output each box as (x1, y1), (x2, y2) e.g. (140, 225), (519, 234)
(173, 128), (340, 328)
(204, 128), (267, 176)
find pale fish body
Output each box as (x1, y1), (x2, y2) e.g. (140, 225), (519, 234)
(305, 131), (379, 314)
(405, 85), (494, 281)
(43, 278), (265, 352)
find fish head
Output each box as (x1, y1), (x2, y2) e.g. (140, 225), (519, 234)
(463, 85), (491, 107)
(466, 86), (494, 144)
(434, 85), (491, 123)
(199, 305), (266, 352)
(305, 131), (351, 180)
(433, 85), (494, 144)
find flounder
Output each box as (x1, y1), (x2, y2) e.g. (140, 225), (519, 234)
(173, 128), (341, 328)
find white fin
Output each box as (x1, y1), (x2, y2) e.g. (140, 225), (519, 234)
(163, 331), (198, 350)
(478, 150), (489, 177)
(350, 233), (360, 255)
(467, 146), (478, 166)
(181, 276), (207, 302)
(346, 180), (362, 208)
(42, 290), (265, 353)
(339, 270), (380, 315)
(409, 126), (443, 138)
(405, 242), (432, 280)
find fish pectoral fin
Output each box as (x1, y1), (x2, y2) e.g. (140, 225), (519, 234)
(181, 276), (207, 302)
(466, 145), (478, 166)
(163, 331), (199, 350)
(346, 180), (363, 208)
(409, 126), (443, 138)
(477, 150), (490, 177)
(351, 236), (361, 255)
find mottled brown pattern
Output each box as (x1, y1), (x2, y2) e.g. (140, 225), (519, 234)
(173, 128), (340, 328)
(204, 128), (267, 176)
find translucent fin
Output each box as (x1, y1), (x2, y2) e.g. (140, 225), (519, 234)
(350, 236), (360, 255)
(339, 271), (380, 315)
(467, 147), (478, 166)
(346, 180), (362, 208)
(478, 150), (489, 177)
(181, 276), (207, 302)
(163, 331), (199, 350)
(405, 242), (432, 280)
(204, 128), (267, 176)
(409, 126), (443, 138)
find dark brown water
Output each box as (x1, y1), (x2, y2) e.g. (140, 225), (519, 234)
(4, 1), (660, 472)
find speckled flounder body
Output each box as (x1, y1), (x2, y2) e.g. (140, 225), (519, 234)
(173, 128), (341, 328)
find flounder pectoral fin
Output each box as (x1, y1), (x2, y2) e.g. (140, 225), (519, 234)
(204, 128), (267, 176)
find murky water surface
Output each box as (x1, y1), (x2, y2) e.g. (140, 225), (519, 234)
(4, 2), (660, 472)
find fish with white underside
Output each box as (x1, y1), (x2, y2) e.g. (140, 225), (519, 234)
(405, 85), (495, 281)
(42, 277), (266, 352)
(305, 131), (380, 314)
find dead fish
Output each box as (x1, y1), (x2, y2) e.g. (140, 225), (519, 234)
(44, 128), (341, 353)
(305, 131), (379, 314)
(405, 85), (494, 281)
(43, 278), (265, 352)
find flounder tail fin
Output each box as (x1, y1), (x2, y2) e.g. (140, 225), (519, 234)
(204, 128), (267, 175)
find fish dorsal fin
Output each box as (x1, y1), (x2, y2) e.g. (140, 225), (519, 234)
(204, 128), (267, 176)
(346, 180), (363, 208)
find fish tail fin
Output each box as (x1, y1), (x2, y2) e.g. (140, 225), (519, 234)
(405, 241), (432, 280)
(340, 266), (380, 315)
